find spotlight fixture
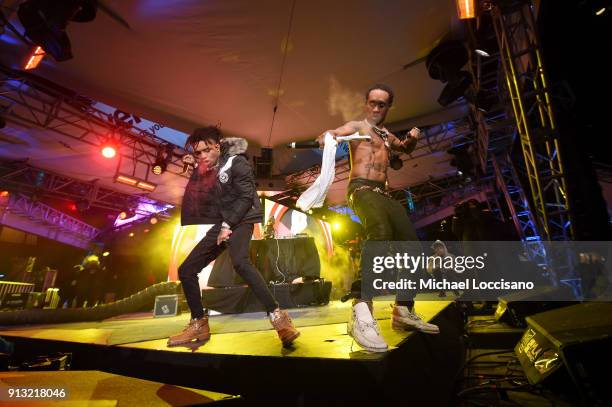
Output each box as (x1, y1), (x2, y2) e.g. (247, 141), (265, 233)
(438, 71), (472, 107)
(101, 144), (117, 159)
(150, 217), (158, 225)
(475, 49), (490, 57)
(456, 0), (477, 19)
(118, 209), (136, 220)
(151, 145), (174, 175)
(447, 143), (475, 178)
(427, 41), (473, 107)
(114, 174), (157, 192)
(17, 0), (98, 61)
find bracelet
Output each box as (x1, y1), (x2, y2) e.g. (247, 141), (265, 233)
(221, 222), (231, 229)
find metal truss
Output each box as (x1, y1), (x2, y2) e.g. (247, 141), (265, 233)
(452, 4), (554, 272)
(0, 64), (188, 182)
(491, 153), (547, 264)
(491, 1), (573, 241)
(2, 192), (99, 242)
(0, 159), (170, 215)
(398, 174), (494, 221)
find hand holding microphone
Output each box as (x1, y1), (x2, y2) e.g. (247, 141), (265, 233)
(181, 154), (198, 174)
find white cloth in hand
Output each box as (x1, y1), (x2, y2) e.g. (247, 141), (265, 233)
(296, 132), (338, 211)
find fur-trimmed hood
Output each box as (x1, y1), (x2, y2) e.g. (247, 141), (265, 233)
(221, 137), (248, 156)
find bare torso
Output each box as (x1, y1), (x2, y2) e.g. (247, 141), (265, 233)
(349, 120), (390, 183)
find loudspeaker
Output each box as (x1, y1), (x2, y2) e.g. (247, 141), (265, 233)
(265, 280), (332, 310)
(494, 286), (577, 327)
(153, 294), (179, 317)
(515, 302), (612, 404)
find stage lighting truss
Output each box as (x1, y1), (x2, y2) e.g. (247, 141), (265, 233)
(0, 64), (189, 186)
(0, 159), (169, 216)
(490, 2), (573, 242)
(1, 191), (99, 244)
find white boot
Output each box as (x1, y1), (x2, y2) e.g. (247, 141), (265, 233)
(347, 301), (388, 352)
(392, 305), (440, 334)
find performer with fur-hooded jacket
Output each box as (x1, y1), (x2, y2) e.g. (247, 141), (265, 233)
(167, 126), (300, 347)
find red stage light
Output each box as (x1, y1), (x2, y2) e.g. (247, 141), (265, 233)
(68, 202), (77, 211)
(101, 145), (117, 159)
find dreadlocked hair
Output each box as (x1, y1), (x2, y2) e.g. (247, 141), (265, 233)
(185, 126), (222, 152)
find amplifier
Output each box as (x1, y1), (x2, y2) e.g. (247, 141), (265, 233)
(515, 302), (612, 404)
(495, 285), (576, 327)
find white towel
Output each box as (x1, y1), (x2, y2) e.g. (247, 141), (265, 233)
(296, 132), (338, 211)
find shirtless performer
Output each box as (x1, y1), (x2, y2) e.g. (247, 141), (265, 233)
(317, 84), (439, 352)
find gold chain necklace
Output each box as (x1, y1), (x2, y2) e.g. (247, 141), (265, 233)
(364, 119), (390, 148)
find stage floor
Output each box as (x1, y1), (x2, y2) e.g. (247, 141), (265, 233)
(0, 298), (464, 404)
(0, 298), (451, 359)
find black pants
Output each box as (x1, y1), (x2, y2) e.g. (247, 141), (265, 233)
(178, 223), (279, 319)
(348, 178), (420, 304)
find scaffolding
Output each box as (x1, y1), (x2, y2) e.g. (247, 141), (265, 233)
(0, 64), (188, 183)
(491, 1), (573, 242)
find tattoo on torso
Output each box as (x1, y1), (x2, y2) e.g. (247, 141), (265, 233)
(348, 122), (391, 181)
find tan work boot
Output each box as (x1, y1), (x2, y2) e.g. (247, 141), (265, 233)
(392, 305), (440, 334)
(167, 317), (211, 346)
(270, 309), (300, 346)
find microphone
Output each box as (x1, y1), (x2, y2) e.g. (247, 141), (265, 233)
(286, 141), (320, 149)
(286, 133), (371, 149)
(180, 154), (197, 174)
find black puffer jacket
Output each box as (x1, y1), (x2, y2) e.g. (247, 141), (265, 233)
(180, 138), (263, 227)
